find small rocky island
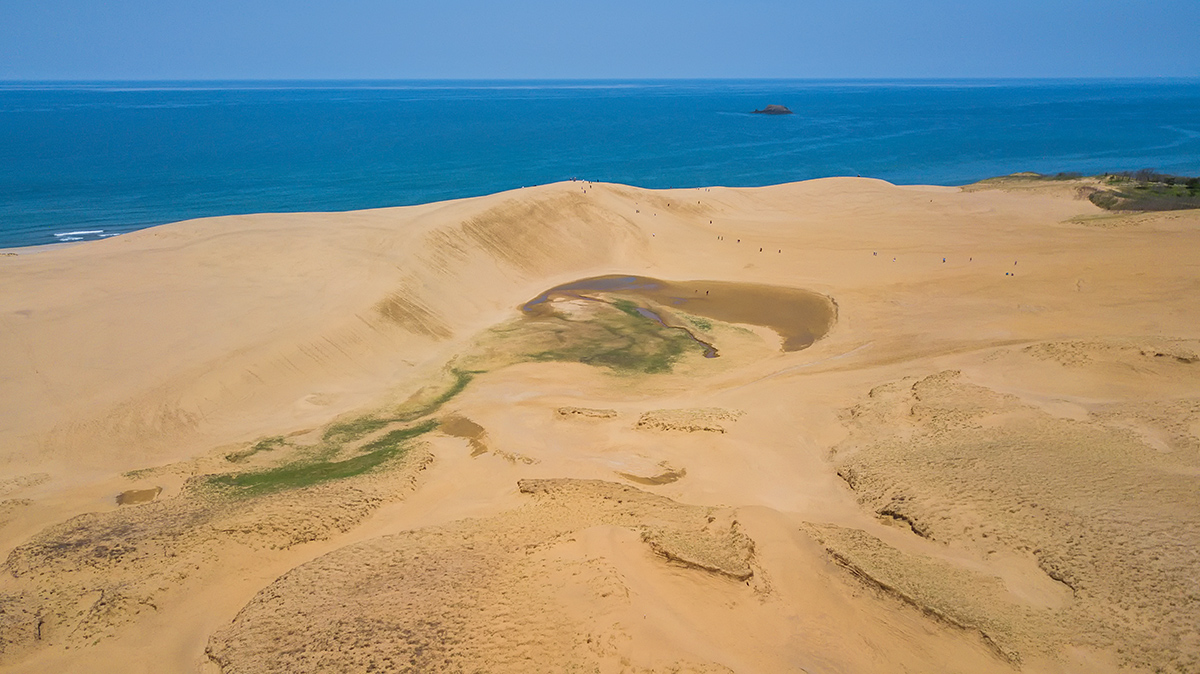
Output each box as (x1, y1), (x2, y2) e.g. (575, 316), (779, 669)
(752, 104), (793, 115)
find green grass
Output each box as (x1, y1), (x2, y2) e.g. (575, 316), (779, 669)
(394, 368), (476, 421)
(225, 435), (288, 463)
(1090, 187), (1200, 211)
(322, 369), (477, 446)
(1021, 171), (1084, 181)
(524, 301), (700, 374)
(210, 419), (438, 495)
(322, 416), (395, 446)
(208, 368), (478, 496)
(612, 298), (643, 318)
(980, 171), (1082, 183)
(1087, 173), (1200, 211)
(995, 170), (1200, 211)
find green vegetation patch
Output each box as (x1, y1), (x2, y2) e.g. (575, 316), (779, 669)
(395, 368), (476, 421)
(225, 435), (288, 463)
(322, 416), (395, 447)
(323, 369), (477, 446)
(207, 368), (476, 497)
(523, 300), (701, 374)
(612, 298), (643, 318)
(977, 171), (1083, 184)
(1088, 171), (1200, 211)
(982, 171), (1200, 212)
(1014, 171), (1085, 181)
(210, 420), (438, 495)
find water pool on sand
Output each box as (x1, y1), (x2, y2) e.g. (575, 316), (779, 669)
(523, 275), (836, 351)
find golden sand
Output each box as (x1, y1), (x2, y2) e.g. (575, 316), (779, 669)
(1, 176), (1198, 673)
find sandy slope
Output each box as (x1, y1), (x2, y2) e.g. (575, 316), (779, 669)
(1, 177), (1198, 673)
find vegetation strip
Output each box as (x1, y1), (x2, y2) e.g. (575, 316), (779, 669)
(210, 420), (439, 494)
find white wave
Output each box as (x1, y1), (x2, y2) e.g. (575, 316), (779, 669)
(54, 230), (104, 237)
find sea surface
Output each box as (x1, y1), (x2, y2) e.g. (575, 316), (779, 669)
(2, 79), (1199, 248)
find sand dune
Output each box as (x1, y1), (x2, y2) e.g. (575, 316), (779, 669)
(1, 177), (1198, 673)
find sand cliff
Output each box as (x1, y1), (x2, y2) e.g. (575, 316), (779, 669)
(1, 177), (1198, 673)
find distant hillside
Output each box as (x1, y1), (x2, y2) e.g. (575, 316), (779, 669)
(980, 171), (1200, 211)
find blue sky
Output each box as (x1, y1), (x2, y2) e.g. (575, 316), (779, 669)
(2, 0), (1198, 80)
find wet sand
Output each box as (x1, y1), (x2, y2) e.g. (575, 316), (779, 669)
(115, 487), (162, 505)
(523, 274), (837, 351)
(438, 414), (490, 456)
(1, 176), (1198, 674)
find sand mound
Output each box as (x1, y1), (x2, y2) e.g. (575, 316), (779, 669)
(205, 479), (753, 673)
(831, 367), (1200, 672)
(802, 523), (1054, 664)
(0, 500), (32, 531)
(634, 408), (743, 433)
(1024, 338), (1200, 369)
(617, 462), (688, 486)
(0, 475), (49, 498)
(0, 442), (432, 664)
(555, 406), (619, 419)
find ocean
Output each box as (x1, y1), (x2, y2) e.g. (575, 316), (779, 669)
(2, 79), (1198, 248)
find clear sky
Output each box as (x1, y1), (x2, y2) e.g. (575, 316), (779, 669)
(2, 0), (1198, 80)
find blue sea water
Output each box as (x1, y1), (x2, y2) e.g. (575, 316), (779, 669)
(2, 79), (1199, 248)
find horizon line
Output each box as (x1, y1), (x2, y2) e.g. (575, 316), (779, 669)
(3, 75), (1199, 83)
